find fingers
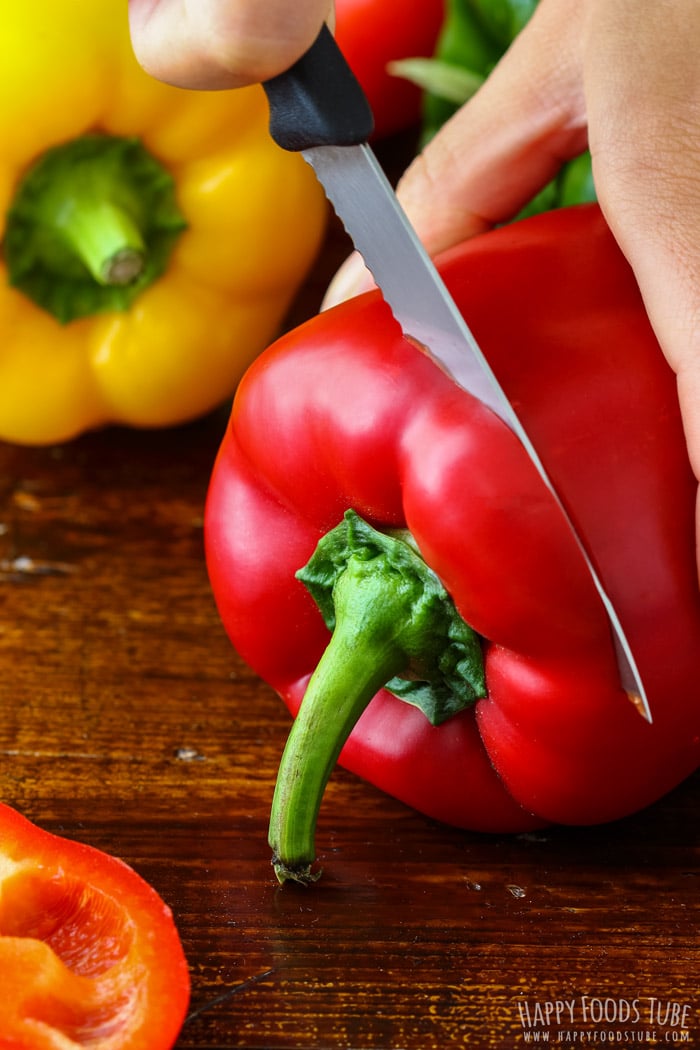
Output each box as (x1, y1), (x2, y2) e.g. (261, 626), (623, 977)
(325, 0), (590, 306)
(395, 0), (588, 255)
(582, 0), (700, 490)
(127, 0), (333, 89)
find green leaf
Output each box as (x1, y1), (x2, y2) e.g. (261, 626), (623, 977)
(389, 58), (485, 105)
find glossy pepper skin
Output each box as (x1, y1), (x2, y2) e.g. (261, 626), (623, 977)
(0, 1), (326, 446)
(0, 802), (189, 1048)
(205, 205), (700, 867)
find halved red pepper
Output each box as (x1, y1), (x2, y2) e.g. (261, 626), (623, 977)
(204, 205), (700, 883)
(0, 802), (189, 1047)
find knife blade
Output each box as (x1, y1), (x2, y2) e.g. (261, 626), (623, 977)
(263, 25), (652, 723)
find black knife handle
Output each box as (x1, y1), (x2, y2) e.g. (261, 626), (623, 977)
(262, 23), (374, 152)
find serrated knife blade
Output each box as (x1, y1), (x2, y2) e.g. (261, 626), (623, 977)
(263, 26), (651, 722)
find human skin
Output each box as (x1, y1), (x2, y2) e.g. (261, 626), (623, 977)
(127, 0), (333, 87)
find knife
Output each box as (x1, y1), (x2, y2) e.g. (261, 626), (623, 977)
(262, 24), (652, 723)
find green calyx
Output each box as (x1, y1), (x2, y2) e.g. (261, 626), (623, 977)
(269, 509), (486, 886)
(4, 134), (186, 323)
(301, 510), (486, 725)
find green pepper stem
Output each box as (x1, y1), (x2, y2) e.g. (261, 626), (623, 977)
(268, 560), (409, 885)
(268, 510), (486, 885)
(55, 195), (145, 287)
(4, 134), (186, 323)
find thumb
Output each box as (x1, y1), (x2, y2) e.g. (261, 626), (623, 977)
(128, 0), (333, 89)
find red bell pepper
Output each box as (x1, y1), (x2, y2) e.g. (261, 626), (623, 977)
(0, 802), (189, 1047)
(335, 0), (445, 139)
(204, 204), (700, 884)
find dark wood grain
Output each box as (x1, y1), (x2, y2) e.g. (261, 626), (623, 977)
(0, 187), (698, 1049)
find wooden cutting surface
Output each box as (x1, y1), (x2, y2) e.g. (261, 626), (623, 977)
(0, 161), (698, 1049)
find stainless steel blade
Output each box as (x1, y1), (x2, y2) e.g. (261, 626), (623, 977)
(304, 141), (652, 723)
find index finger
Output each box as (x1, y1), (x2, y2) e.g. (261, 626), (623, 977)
(396, 0), (587, 255)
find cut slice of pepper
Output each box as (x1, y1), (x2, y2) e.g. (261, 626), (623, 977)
(0, 802), (190, 1049)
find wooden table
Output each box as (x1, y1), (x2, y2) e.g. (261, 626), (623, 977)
(1, 208), (698, 1050)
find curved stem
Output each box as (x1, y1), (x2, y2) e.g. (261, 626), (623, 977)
(269, 565), (407, 884)
(267, 510), (486, 885)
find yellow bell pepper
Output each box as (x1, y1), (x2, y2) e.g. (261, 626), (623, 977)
(0, 1), (327, 445)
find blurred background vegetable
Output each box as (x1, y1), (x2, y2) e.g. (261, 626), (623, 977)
(335, 0), (445, 139)
(0, 1), (327, 445)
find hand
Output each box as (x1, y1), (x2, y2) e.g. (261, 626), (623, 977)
(127, 0), (700, 577)
(127, 0), (332, 88)
(326, 0), (700, 577)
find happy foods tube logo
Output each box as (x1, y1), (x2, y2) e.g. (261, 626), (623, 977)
(516, 995), (695, 1044)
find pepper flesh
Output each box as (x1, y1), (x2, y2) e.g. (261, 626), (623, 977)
(0, 0), (327, 445)
(205, 205), (700, 859)
(0, 802), (189, 1048)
